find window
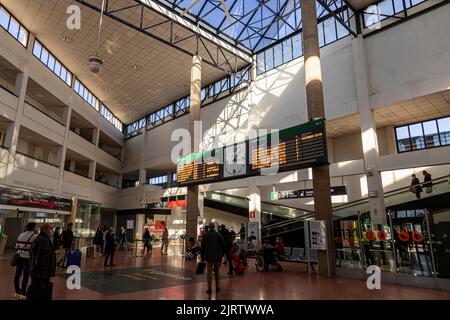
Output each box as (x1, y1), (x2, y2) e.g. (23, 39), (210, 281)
(395, 116), (450, 153)
(363, 0), (427, 28)
(149, 175), (168, 186)
(273, 43), (283, 68)
(74, 79), (99, 111)
(32, 40), (72, 86)
(256, 52), (265, 75)
(282, 38), (293, 65)
(438, 117), (450, 145)
(100, 105), (123, 131)
(0, 7), (29, 47)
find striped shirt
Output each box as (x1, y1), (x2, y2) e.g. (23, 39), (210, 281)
(15, 231), (38, 259)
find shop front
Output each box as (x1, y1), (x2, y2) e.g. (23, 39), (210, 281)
(0, 185), (72, 250)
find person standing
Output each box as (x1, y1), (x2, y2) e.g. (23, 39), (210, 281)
(52, 227), (61, 252)
(201, 222), (225, 295)
(104, 227), (116, 267)
(142, 228), (153, 255)
(57, 223), (74, 268)
(422, 170), (433, 193)
(410, 174), (422, 199)
(219, 225), (234, 275)
(13, 222), (38, 299)
(93, 226), (103, 257)
(28, 223), (56, 300)
(161, 228), (169, 255)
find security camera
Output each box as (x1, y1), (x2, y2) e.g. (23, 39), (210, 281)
(87, 55), (104, 73)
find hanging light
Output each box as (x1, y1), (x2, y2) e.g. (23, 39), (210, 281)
(88, 0), (106, 73)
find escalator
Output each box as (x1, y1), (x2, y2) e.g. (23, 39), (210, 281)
(203, 192), (314, 247)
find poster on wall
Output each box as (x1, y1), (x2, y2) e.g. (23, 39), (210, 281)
(309, 220), (327, 250)
(247, 222), (259, 242)
(127, 220), (134, 229)
(144, 220), (166, 238)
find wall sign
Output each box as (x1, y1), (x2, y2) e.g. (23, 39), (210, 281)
(176, 119), (328, 187)
(271, 186), (347, 200)
(0, 186), (72, 212)
(309, 220), (327, 250)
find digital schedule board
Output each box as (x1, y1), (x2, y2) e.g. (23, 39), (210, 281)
(176, 119), (328, 187)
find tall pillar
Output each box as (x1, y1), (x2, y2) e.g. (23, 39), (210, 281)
(70, 197), (78, 226)
(186, 55), (202, 249)
(352, 36), (386, 225)
(57, 103), (73, 193)
(301, 0), (335, 277)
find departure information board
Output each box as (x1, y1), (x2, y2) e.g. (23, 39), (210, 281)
(176, 119), (328, 187)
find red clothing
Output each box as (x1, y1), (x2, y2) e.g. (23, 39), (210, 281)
(275, 242), (285, 256)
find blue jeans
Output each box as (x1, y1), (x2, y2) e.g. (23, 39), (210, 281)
(14, 257), (30, 295)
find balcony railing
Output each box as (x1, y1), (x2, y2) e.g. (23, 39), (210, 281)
(65, 169), (91, 180)
(0, 82), (17, 97)
(25, 101), (65, 126)
(16, 151), (60, 168)
(69, 129), (95, 145)
(95, 178), (120, 189)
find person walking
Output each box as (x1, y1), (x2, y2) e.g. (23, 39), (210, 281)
(57, 223), (74, 268)
(52, 227), (61, 252)
(118, 226), (127, 250)
(104, 227), (116, 267)
(410, 174), (422, 199)
(28, 223), (56, 300)
(161, 228), (169, 255)
(12, 222), (38, 299)
(219, 225), (234, 275)
(142, 228), (153, 255)
(422, 170), (433, 193)
(93, 226), (104, 257)
(101, 225), (107, 255)
(201, 222), (225, 295)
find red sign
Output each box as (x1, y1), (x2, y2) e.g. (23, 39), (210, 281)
(144, 220), (166, 237)
(249, 211), (256, 219)
(168, 200), (187, 207)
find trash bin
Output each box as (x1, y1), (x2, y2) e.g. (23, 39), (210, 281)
(0, 234), (8, 256)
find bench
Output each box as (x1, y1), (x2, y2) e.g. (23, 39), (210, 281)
(281, 247), (318, 272)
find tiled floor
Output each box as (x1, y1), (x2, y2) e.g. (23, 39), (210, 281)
(1, 246), (449, 300)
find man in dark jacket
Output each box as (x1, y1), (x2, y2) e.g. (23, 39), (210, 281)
(28, 223), (56, 300)
(104, 227), (116, 267)
(219, 225), (234, 275)
(57, 223), (74, 268)
(201, 223), (225, 294)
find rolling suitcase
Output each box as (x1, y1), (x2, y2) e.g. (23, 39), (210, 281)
(67, 249), (82, 267)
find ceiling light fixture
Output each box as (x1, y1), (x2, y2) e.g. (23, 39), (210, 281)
(88, 0), (106, 74)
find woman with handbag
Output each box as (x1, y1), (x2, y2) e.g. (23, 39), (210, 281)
(12, 222), (38, 299)
(410, 174), (422, 199)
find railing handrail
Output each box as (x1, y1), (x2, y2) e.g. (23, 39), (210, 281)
(333, 174), (450, 211)
(16, 151), (60, 168)
(69, 128), (96, 145)
(0, 82), (18, 97)
(65, 169), (91, 180)
(24, 100), (66, 126)
(94, 179), (119, 189)
(98, 144), (121, 160)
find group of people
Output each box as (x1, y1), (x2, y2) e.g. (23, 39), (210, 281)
(12, 222), (61, 300)
(93, 225), (125, 266)
(410, 170), (433, 199)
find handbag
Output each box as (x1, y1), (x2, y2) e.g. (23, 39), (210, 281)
(11, 233), (35, 267)
(195, 261), (206, 275)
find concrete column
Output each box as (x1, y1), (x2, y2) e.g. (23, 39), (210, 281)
(88, 160), (95, 178)
(248, 181), (261, 242)
(69, 160), (76, 172)
(57, 103), (73, 193)
(352, 35), (386, 225)
(70, 197), (78, 228)
(186, 55), (202, 249)
(90, 127), (100, 193)
(301, 0), (335, 277)
(385, 126), (397, 155)
(4, 70), (29, 184)
(139, 168), (146, 186)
